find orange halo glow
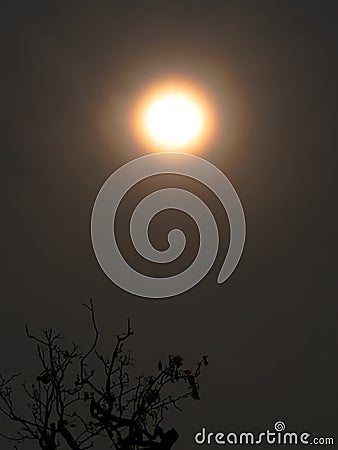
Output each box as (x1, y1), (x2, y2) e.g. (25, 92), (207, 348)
(131, 79), (216, 153)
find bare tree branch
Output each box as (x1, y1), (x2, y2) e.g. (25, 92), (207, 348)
(0, 301), (208, 450)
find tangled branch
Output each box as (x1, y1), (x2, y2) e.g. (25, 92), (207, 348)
(0, 300), (208, 450)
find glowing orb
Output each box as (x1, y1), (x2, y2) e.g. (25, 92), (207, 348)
(144, 92), (204, 148)
(132, 79), (215, 152)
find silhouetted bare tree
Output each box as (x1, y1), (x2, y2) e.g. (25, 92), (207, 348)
(0, 301), (207, 449)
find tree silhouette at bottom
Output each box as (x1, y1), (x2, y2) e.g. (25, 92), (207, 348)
(0, 301), (208, 449)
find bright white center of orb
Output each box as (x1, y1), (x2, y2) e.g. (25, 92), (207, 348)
(144, 92), (204, 148)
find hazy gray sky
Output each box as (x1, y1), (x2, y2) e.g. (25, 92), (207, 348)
(1, 1), (337, 448)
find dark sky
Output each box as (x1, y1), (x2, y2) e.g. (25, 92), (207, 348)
(1, 1), (337, 449)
